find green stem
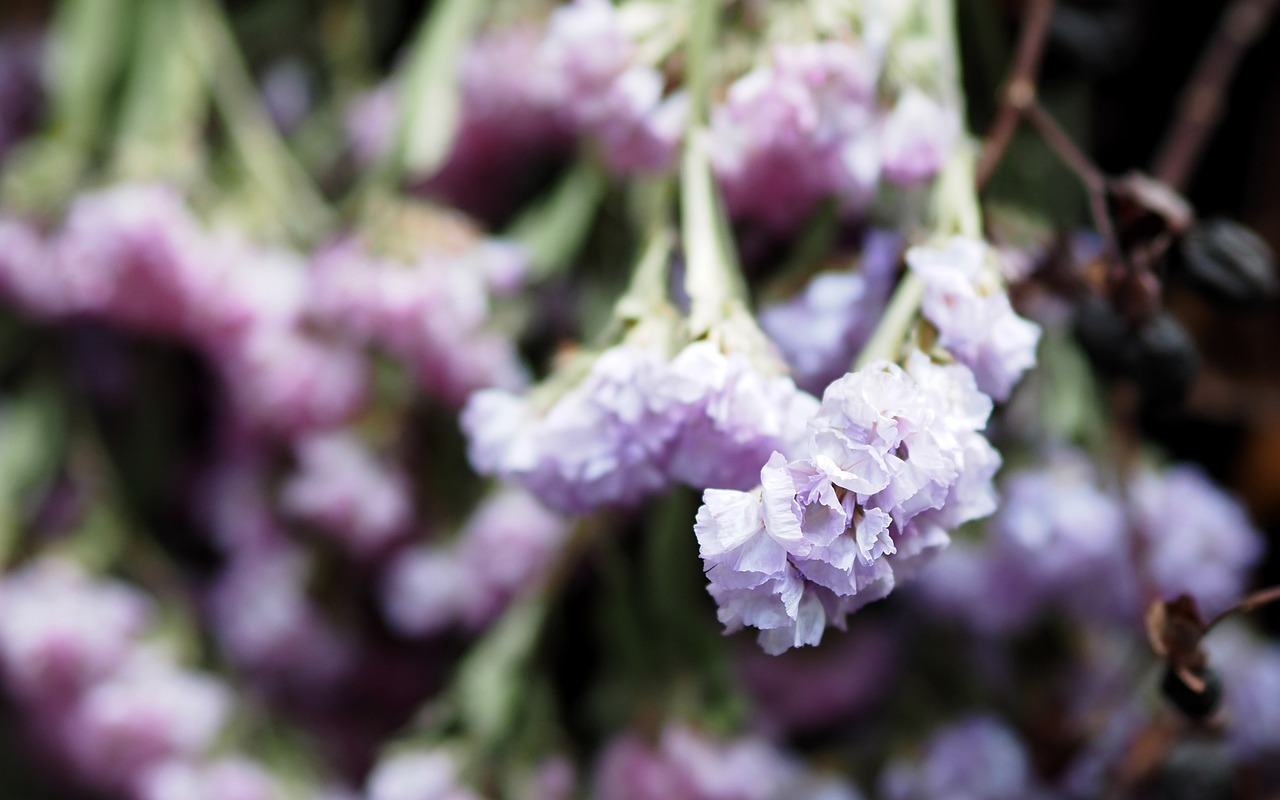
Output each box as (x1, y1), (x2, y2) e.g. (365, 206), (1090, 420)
(110, 0), (210, 182)
(194, 0), (332, 241)
(391, 0), (493, 180)
(504, 161), (609, 282)
(48, 0), (135, 154)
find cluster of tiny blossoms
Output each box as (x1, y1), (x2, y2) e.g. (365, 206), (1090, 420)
(920, 446), (1266, 633)
(354, 2), (957, 232)
(0, 559), (295, 799)
(464, 314), (819, 512)
(0, 184), (525, 434)
(694, 237), (1038, 653)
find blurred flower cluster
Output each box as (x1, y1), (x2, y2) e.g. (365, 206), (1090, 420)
(0, 0), (1278, 798)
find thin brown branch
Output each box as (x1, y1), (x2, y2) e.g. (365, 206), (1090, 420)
(976, 0), (1058, 189)
(1024, 100), (1119, 260)
(1204, 584), (1280, 635)
(1153, 0), (1280, 191)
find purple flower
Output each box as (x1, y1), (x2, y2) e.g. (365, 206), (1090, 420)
(592, 724), (862, 800)
(60, 650), (231, 794)
(0, 559), (152, 705)
(540, 0), (684, 173)
(366, 750), (484, 800)
(1204, 624), (1280, 759)
(308, 238), (528, 407)
(906, 237), (1041, 401)
(878, 89), (958, 186)
(207, 544), (356, 693)
(137, 758), (278, 800)
(463, 344), (677, 513)
(696, 353), (996, 653)
(380, 488), (567, 636)
(759, 231), (901, 394)
(709, 42), (880, 231)
(879, 715), (1047, 800)
(1131, 463), (1264, 617)
(653, 340), (818, 490)
(279, 431), (414, 558)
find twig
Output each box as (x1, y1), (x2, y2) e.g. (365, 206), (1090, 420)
(1204, 584), (1280, 635)
(975, 0), (1058, 189)
(1024, 100), (1120, 260)
(1153, 0), (1280, 191)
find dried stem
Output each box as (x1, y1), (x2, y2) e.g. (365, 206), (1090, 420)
(1153, 0), (1280, 191)
(1024, 100), (1120, 260)
(975, 0), (1058, 189)
(1204, 584), (1280, 635)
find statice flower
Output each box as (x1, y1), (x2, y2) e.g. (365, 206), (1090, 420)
(309, 238), (528, 406)
(60, 649), (232, 794)
(279, 431), (414, 558)
(917, 448), (1133, 632)
(697, 351), (998, 654)
(709, 42), (881, 231)
(0, 558), (153, 704)
(878, 88), (959, 185)
(1204, 624), (1280, 760)
(541, 0), (686, 173)
(878, 715), (1049, 800)
(463, 342), (679, 512)
(760, 230), (902, 394)
(652, 339), (818, 490)
(366, 750), (484, 800)
(207, 543), (356, 694)
(381, 488), (568, 636)
(1130, 464), (1264, 617)
(592, 724), (862, 800)
(906, 237), (1041, 401)
(137, 758), (278, 800)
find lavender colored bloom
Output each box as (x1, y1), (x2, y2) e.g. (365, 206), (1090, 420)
(137, 758), (278, 800)
(381, 547), (468, 638)
(759, 231), (901, 394)
(463, 344), (677, 513)
(736, 621), (900, 734)
(207, 544), (356, 693)
(309, 238), (528, 406)
(592, 725), (862, 800)
(879, 715), (1047, 800)
(696, 352), (998, 653)
(279, 431), (414, 558)
(366, 750), (484, 800)
(453, 488), (569, 626)
(906, 237), (1041, 401)
(540, 0), (684, 174)
(709, 42), (880, 231)
(1131, 463), (1265, 617)
(0, 558), (153, 704)
(61, 650), (231, 794)
(1204, 624), (1280, 759)
(653, 340), (818, 490)
(878, 89), (958, 186)
(380, 488), (567, 636)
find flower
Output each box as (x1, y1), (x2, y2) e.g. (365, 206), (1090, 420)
(137, 758), (278, 800)
(696, 352), (998, 653)
(366, 750), (484, 800)
(878, 88), (958, 186)
(0, 558), (153, 703)
(906, 237), (1041, 401)
(878, 715), (1048, 800)
(280, 431), (414, 558)
(1131, 463), (1265, 617)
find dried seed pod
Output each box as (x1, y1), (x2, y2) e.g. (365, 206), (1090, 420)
(1134, 312), (1199, 409)
(1176, 218), (1279, 307)
(1160, 662), (1223, 721)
